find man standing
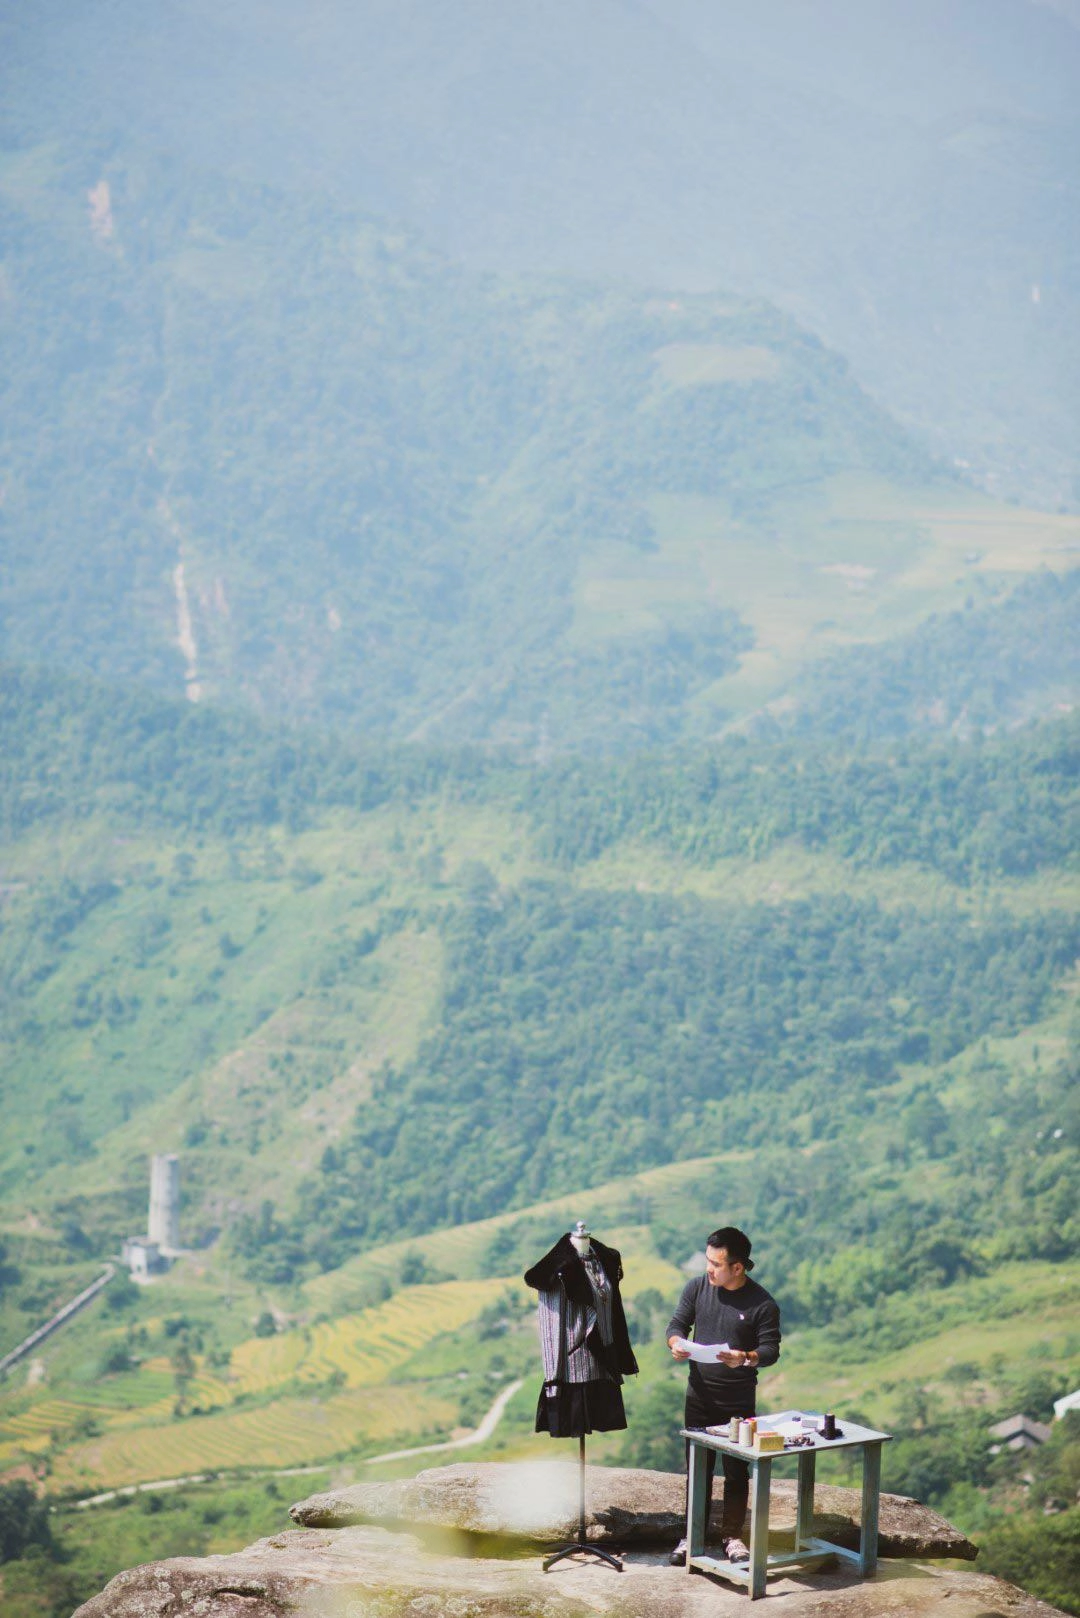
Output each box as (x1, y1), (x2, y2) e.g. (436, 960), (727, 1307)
(666, 1226), (781, 1565)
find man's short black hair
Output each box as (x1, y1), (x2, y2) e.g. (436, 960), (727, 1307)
(706, 1226), (754, 1271)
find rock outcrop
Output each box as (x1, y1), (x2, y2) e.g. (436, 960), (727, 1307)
(73, 1523), (1066, 1618)
(290, 1459), (978, 1560)
(73, 1462), (1069, 1618)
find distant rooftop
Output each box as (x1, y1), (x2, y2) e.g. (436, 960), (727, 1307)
(987, 1413), (1052, 1450)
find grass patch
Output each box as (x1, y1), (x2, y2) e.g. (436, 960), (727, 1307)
(570, 476), (1080, 714)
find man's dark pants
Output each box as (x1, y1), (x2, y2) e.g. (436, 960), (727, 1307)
(684, 1389), (751, 1540)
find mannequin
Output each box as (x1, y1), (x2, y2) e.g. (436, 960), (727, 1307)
(524, 1220), (637, 1438)
(524, 1221), (638, 1572)
(569, 1219), (591, 1257)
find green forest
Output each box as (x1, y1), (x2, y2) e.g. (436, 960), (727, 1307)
(0, 142), (941, 748)
(0, 661), (1076, 1244)
(300, 885), (1076, 1251)
(6, 111), (1076, 752)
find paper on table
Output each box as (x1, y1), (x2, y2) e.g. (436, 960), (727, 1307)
(672, 1336), (732, 1363)
(757, 1410), (823, 1438)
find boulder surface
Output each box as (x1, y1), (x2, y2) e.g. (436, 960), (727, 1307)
(73, 1521), (1067, 1618)
(290, 1459), (977, 1559)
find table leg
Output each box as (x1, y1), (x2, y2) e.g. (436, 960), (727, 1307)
(748, 1457), (771, 1599)
(687, 1441), (708, 1570)
(795, 1449), (816, 1550)
(859, 1441), (882, 1576)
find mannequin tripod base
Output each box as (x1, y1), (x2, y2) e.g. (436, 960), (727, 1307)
(542, 1540), (623, 1572)
(541, 1432), (624, 1573)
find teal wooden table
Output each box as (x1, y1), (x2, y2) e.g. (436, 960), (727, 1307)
(682, 1413), (892, 1600)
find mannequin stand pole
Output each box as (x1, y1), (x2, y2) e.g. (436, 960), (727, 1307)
(542, 1434), (624, 1572)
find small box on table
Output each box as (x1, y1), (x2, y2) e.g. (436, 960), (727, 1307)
(753, 1431), (784, 1453)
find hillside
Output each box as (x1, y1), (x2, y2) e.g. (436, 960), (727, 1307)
(3, 1), (1079, 506)
(2, 110), (1079, 746)
(0, 666), (1074, 1273)
(0, 665), (1077, 1239)
(1, 10), (1078, 1614)
(793, 568), (1080, 739)
(0, 668), (1077, 1611)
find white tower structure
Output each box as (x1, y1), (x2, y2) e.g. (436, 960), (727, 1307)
(148, 1153), (180, 1254)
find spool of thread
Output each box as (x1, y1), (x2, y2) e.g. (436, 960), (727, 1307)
(728, 1417), (741, 1441)
(738, 1418), (752, 1447)
(823, 1412), (838, 1440)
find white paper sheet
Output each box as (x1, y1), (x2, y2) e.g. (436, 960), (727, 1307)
(757, 1410), (823, 1438)
(671, 1336), (732, 1363)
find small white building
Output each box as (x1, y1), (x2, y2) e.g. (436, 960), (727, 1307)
(121, 1237), (163, 1279)
(1053, 1389), (1080, 1421)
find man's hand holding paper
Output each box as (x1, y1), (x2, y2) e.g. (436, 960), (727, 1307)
(670, 1335), (733, 1363)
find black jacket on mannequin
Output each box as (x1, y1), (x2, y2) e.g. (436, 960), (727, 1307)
(524, 1233), (638, 1436)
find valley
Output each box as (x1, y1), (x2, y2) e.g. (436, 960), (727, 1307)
(0, 9), (1078, 1611)
(0, 672), (1075, 1617)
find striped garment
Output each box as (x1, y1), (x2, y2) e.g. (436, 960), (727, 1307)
(536, 1252), (617, 1385)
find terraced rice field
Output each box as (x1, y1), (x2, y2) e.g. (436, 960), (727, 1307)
(232, 1278), (509, 1393)
(0, 1192), (695, 1490)
(138, 1359), (232, 1413)
(303, 1241), (499, 1319)
(229, 1329), (311, 1394)
(0, 1374), (192, 1467)
(1, 1277), (511, 1485)
(0, 1398), (107, 1465)
(64, 1372), (176, 1410)
(47, 1383), (457, 1491)
(1, 1398), (101, 1438)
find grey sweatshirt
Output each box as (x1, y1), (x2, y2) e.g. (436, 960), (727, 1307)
(666, 1274), (781, 1402)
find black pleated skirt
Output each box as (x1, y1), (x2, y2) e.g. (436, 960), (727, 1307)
(535, 1377), (627, 1437)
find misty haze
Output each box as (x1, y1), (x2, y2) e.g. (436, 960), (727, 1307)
(0, 5), (1077, 1615)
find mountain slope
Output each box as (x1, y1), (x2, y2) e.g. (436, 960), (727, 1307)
(4, 0), (1077, 501)
(0, 666), (1076, 1616)
(1, 666), (1076, 1258)
(0, 141), (939, 743)
(1, 145), (1076, 744)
